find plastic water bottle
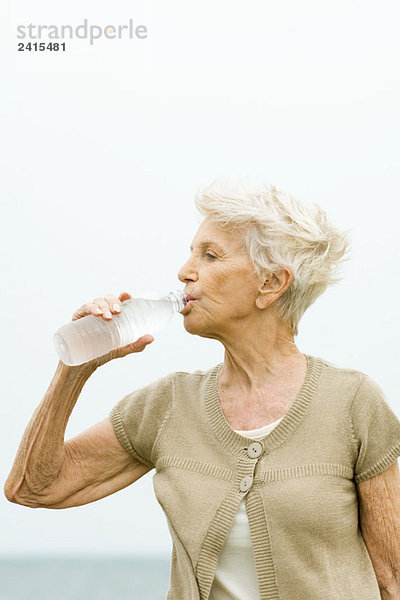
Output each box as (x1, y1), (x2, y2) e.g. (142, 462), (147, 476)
(53, 290), (187, 367)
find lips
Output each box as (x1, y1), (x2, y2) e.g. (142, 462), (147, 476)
(181, 294), (198, 314)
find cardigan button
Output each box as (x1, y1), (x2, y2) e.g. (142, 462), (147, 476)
(247, 442), (263, 458)
(239, 476), (253, 492)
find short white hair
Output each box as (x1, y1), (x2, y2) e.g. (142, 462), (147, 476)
(194, 176), (352, 336)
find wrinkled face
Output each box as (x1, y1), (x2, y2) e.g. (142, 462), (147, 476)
(177, 216), (263, 340)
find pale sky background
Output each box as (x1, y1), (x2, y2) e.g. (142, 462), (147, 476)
(1, 0), (399, 557)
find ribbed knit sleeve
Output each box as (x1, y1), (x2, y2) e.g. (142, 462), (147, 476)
(349, 373), (400, 484)
(108, 372), (175, 469)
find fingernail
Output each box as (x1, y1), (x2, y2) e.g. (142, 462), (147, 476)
(104, 311), (112, 318)
(113, 303), (121, 312)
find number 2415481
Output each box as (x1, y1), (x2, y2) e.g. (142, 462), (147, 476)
(18, 42), (66, 51)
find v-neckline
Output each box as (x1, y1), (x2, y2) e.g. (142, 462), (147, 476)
(205, 354), (323, 458)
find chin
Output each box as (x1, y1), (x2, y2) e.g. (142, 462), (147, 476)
(183, 320), (203, 336)
(182, 318), (217, 340)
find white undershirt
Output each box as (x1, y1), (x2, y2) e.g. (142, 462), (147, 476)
(209, 417), (283, 600)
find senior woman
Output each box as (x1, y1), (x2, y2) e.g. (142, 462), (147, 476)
(5, 177), (400, 600)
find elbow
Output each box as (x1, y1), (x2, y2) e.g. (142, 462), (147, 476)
(3, 477), (20, 504)
(3, 481), (18, 504)
(3, 478), (46, 508)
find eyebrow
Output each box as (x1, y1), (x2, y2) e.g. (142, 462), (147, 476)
(189, 241), (226, 254)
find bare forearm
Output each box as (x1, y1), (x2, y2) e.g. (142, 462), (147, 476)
(4, 360), (96, 504)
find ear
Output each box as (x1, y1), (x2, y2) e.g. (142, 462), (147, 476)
(255, 266), (293, 309)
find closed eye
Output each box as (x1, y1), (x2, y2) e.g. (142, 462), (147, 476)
(205, 253), (217, 260)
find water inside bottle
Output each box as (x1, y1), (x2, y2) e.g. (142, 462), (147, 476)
(53, 291), (183, 366)
(116, 297), (174, 346)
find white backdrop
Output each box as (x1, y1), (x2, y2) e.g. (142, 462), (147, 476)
(1, 0), (399, 557)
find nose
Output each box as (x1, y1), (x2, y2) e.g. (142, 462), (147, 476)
(177, 255), (199, 284)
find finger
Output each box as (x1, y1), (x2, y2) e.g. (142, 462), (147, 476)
(87, 302), (106, 317)
(71, 304), (90, 321)
(119, 291), (132, 301)
(92, 297), (113, 320)
(104, 294), (122, 315)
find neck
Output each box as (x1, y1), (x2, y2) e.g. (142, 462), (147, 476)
(217, 315), (303, 393)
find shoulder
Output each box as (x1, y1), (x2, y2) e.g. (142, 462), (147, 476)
(170, 363), (222, 388)
(308, 355), (395, 417)
(308, 355), (400, 484)
(316, 356), (388, 401)
(315, 355), (367, 379)
(310, 354), (369, 398)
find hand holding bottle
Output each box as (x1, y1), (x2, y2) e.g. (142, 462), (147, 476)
(54, 289), (185, 367)
(65, 291), (155, 369)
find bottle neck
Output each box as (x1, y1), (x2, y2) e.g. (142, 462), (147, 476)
(167, 290), (186, 312)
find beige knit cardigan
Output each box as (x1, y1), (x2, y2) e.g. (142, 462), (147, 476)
(109, 354), (400, 600)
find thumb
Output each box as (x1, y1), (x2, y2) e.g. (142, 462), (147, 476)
(130, 334), (155, 351)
